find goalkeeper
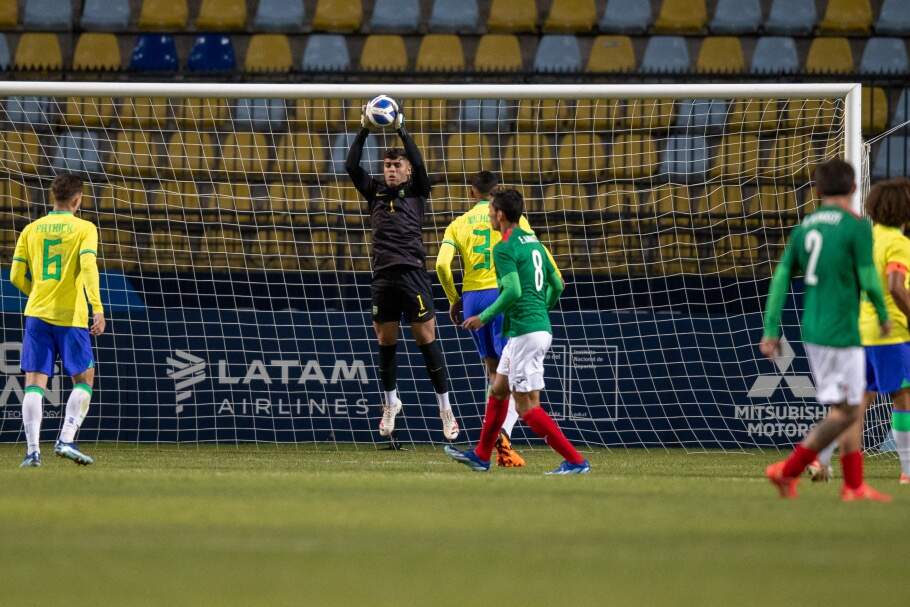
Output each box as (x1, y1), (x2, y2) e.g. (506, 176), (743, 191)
(345, 100), (459, 441)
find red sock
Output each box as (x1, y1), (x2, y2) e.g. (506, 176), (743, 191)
(841, 450), (864, 490)
(522, 406), (584, 465)
(781, 443), (818, 479)
(474, 395), (509, 462)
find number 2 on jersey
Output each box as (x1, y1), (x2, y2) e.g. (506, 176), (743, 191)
(42, 238), (63, 281)
(804, 229), (823, 286)
(472, 227), (491, 270)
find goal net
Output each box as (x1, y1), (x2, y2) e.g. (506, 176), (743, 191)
(0, 83), (871, 451)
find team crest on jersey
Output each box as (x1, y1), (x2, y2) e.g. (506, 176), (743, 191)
(399, 189), (405, 198)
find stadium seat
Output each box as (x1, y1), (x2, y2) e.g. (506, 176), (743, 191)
(726, 99), (779, 132)
(105, 131), (158, 178)
(696, 37), (744, 73)
(624, 99), (675, 130)
(806, 37), (854, 74)
(500, 134), (554, 181)
(330, 132), (382, 175)
(0, 34), (9, 70)
(765, 0), (816, 35)
(196, 0), (247, 31)
(245, 34), (292, 73)
(312, 0), (362, 32)
(891, 88), (910, 128)
(138, 0), (188, 30)
(443, 133), (495, 177)
(586, 35), (634, 72)
(371, 0), (420, 33)
(609, 135), (657, 179)
(173, 97), (228, 129)
(534, 35), (581, 73)
(253, 0), (304, 31)
(73, 34), (122, 71)
(14, 33), (62, 70)
(487, 0), (537, 33)
(428, 0), (478, 33)
(859, 38), (909, 74)
(751, 37), (799, 74)
(114, 96), (168, 129)
(877, 0), (910, 35)
(165, 131), (217, 179)
(458, 99), (514, 131)
(766, 136), (816, 181)
(62, 97), (114, 128)
(516, 99), (571, 132)
(407, 99), (448, 132)
(187, 35), (236, 72)
(275, 133), (327, 180)
(235, 98), (286, 131)
(710, 0), (760, 34)
(359, 35), (408, 71)
(212, 182), (257, 226)
(873, 136), (910, 179)
(5, 97), (52, 130)
(863, 86), (888, 134)
(556, 134), (608, 181)
(819, 0), (872, 34)
(293, 98), (346, 131)
(1, 131), (42, 174)
(302, 35), (351, 72)
(23, 0), (71, 29)
(52, 130), (102, 175)
(128, 35), (178, 72)
(661, 136), (709, 180)
(544, 0), (596, 33)
(0, 0), (16, 28)
(474, 34), (523, 72)
(151, 181), (202, 221)
(783, 99), (840, 132)
(81, 0), (129, 30)
(221, 132), (269, 177)
(599, 0), (651, 33)
(654, 0), (706, 33)
(710, 134), (759, 179)
(573, 100), (621, 131)
(416, 35), (464, 72)
(268, 183), (310, 227)
(675, 99), (729, 132)
(641, 36), (690, 73)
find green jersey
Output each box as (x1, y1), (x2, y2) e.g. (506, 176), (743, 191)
(763, 205), (888, 347)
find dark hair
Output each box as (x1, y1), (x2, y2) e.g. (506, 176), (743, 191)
(866, 178), (910, 228)
(471, 171), (499, 196)
(814, 159), (855, 197)
(491, 188), (524, 223)
(51, 174), (83, 204)
(383, 148), (408, 161)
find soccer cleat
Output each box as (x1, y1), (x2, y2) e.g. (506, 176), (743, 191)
(545, 459), (591, 475)
(900, 473), (910, 485)
(443, 445), (490, 472)
(807, 459), (833, 483)
(495, 432), (526, 468)
(378, 399), (402, 438)
(841, 483), (892, 503)
(765, 460), (799, 498)
(54, 441), (94, 466)
(19, 452), (41, 468)
(440, 408), (459, 441)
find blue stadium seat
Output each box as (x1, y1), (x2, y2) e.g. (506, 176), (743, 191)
(129, 35), (178, 72)
(0, 34), (10, 70)
(599, 0), (652, 34)
(371, 0), (420, 33)
(81, 0), (130, 30)
(710, 0), (760, 34)
(873, 136), (910, 179)
(428, 0), (479, 32)
(765, 0), (816, 35)
(187, 35), (236, 72)
(52, 130), (102, 175)
(331, 132), (382, 175)
(860, 38), (909, 75)
(661, 136), (709, 179)
(235, 98), (287, 131)
(23, 0), (72, 29)
(641, 37), (690, 73)
(891, 88), (910, 127)
(534, 35), (582, 73)
(302, 35), (351, 72)
(253, 0), (305, 31)
(751, 37), (799, 74)
(877, 0), (910, 35)
(675, 100), (729, 132)
(458, 99), (514, 131)
(5, 96), (53, 129)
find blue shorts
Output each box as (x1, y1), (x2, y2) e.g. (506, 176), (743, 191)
(463, 289), (508, 360)
(20, 317), (94, 378)
(865, 343), (910, 394)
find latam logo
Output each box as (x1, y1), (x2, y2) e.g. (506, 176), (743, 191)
(166, 350), (207, 415)
(747, 336), (816, 399)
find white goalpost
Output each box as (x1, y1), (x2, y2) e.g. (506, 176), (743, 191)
(0, 81), (874, 451)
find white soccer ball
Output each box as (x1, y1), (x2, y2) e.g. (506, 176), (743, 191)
(364, 95), (399, 129)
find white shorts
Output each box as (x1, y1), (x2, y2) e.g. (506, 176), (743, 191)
(496, 331), (552, 393)
(804, 344), (865, 406)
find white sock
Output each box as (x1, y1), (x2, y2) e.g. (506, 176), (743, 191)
(22, 387), (44, 454)
(817, 442), (836, 467)
(501, 395), (519, 437)
(436, 391), (451, 412)
(59, 384), (92, 444)
(893, 410), (910, 476)
(383, 389), (399, 406)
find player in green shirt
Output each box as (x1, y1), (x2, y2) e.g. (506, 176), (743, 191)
(762, 159), (892, 501)
(443, 189), (590, 474)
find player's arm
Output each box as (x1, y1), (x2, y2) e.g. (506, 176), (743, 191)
(855, 220), (890, 333)
(436, 222), (461, 306)
(397, 123), (431, 197)
(760, 233), (799, 357)
(543, 246), (564, 310)
(80, 225), (105, 335)
(465, 246), (520, 329)
(345, 127), (377, 200)
(10, 228), (31, 295)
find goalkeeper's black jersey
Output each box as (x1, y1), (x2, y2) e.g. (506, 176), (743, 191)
(345, 127), (431, 273)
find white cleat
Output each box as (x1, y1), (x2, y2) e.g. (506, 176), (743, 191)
(379, 399), (402, 438)
(807, 459), (833, 483)
(440, 408), (459, 441)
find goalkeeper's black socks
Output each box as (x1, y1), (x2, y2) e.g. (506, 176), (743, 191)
(378, 343), (398, 392)
(418, 340), (449, 395)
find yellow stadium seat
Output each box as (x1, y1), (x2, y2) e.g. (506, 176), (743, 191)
(819, 0), (872, 34)
(696, 37), (744, 74)
(408, 99), (448, 132)
(444, 133), (495, 178)
(608, 135), (657, 180)
(586, 36), (634, 73)
(62, 97), (115, 128)
(766, 136), (817, 182)
(783, 98), (840, 131)
(196, 0), (247, 30)
(806, 37), (854, 74)
(0, 178), (31, 212)
(268, 183), (310, 227)
(574, 100), (622, 131)
(115, 97), (169, 129)
(14, 33), (62, 70)
(624, 99), (675, 130)
(0, 0), (17, 28)
(542, 184), (592, 214)
(543, 0), (596, 32)
(97, 182), (149, 218)
(294, 98), (346, 131)
(701, 186), (746, 227)
(655, 0), (706, 33)
(488, 0), (537, 32)
(360, 35), (408, 71)
(710, 135), (760, 180)
(757, 186), (800, 220)
(416, 35), (465, 72)
(643, 185), (692, 223)
(275, 133), (327, 181)
(339, 233), (372, 273)
(73, 34), (121, 71)
(245, 34), (292, 73)
(173, 97), (229, 129)
(556, 134), (608, 181)
(408, 132), (442, 177)
(516, 99), (571, 132)
(2, 131), (42, 175)
(106, 132), (158, 178)
(500, 134), (555, 182)
(213, 182), (257, 226)
(863, 86), (888, 135)
(139, 0), (188, 30)
(312, 0), (362, 32)
(220, 132), (269, 176)
(726, 99), (779, 132)
(98, 228), (138, 271)
(200, 226), (243, 271)
(656, 231), (698, 275)
(165, 131), (218, 179)
(474, 34), (523, 72)
(151, 181), (203, 221)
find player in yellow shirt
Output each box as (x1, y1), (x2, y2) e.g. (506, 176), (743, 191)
(10, 174), (105, 468)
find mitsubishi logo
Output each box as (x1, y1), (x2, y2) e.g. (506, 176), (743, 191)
(748, 336), (816, 399)
(165, 350), (207, 414)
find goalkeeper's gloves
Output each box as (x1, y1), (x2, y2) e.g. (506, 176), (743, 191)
(394, 108), (404, 130)
(360, 104), (370, 130)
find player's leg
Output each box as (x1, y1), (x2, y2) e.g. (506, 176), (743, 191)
(487, 353), (524, 468)
(18, 317), (57, 467)
(892, 388), (910, 484)
(372, 270), (404, 437)
(53, 325), (95, 465)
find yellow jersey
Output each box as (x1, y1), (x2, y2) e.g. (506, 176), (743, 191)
(10, 210), (103, 328)
(860, 223), (910, 346)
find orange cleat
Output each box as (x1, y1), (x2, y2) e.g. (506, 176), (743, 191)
(766, 460), (800, 499)
(841, 483), (893, 503)
(900, 473), (910, 485)
(495, 432), (526, 468)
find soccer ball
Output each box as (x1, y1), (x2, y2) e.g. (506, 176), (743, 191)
(364, 95), (399, 128)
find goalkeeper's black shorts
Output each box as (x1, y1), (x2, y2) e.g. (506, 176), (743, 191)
(371, 265), (435, 324)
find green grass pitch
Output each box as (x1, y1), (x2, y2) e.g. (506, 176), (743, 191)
(1, 444), (908, 606)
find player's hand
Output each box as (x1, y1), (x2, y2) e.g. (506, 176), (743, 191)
(759, 337), (779, 359)
(394, 109), (404, 130)
(449, 300), (463, 325)
(90, 312), (106, 336)
(360, 104), (370, 130)
(462, 315), (484, 331)
(881, 319), (893, 338)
